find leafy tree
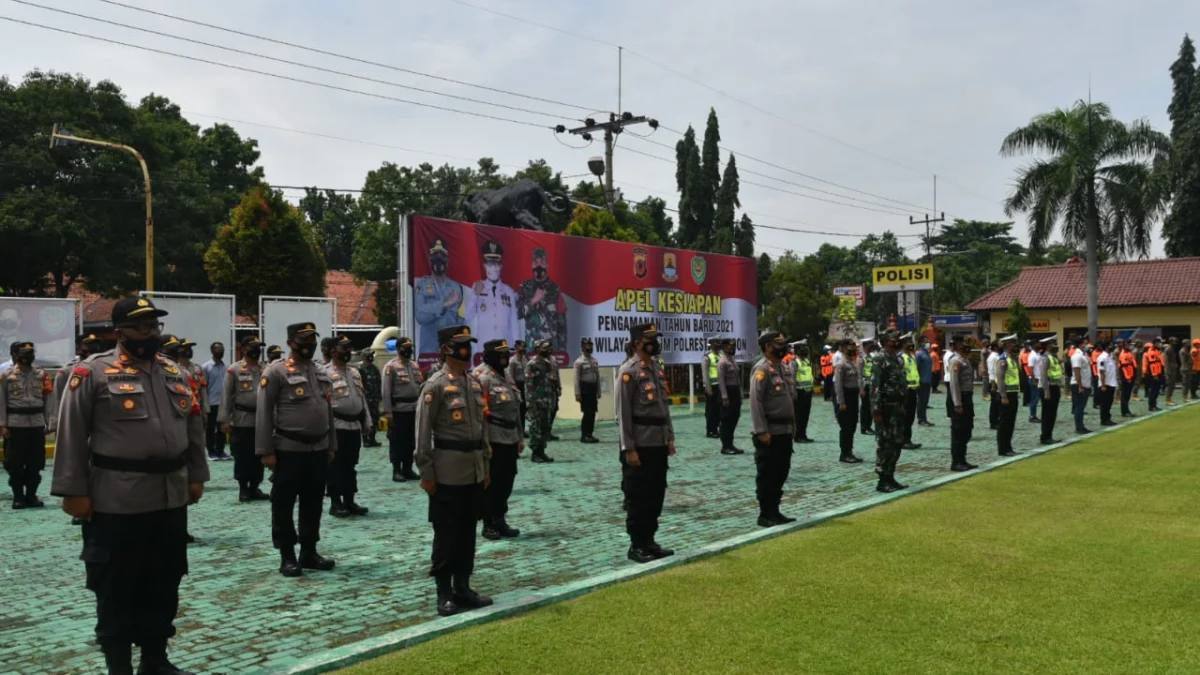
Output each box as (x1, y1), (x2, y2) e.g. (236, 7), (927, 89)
(759, 254), (837, 350)
(734, 213), (756, 258)
(713, 154), (740, 255)
(1001, 100), (1169, 340)
(756, 252), (773, 310)
(834, 296), (861, 340)
(204, 186), (326, 318)
(804, 233), (910, 326)
(923, 220), (1026, 313)
(698, 108), (721, 243)
(1165, 35), (1200, 257)
(630, 197), (674, 246)
(565, 203), (638, 242)
(676, 136), (705, 250)
(300, 188), (358, 271)
(1007, 298), (1032, 340)
(1168, 35), (1196, 141)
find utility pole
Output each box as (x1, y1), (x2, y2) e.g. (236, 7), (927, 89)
(556, 112), (657, 213)
(909, 210), (945, 335)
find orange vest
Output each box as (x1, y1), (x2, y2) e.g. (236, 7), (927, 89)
(1192, 347), (1200, 373)
(1090, 349), (1100, 376)
(820, 354), (834, 378)
(1020, 349), (1031, 376)
(1067, 346), (1077, 360)
(1118, 351), (1136, 381)
(931, 348), (942, 372)
(1145, 349), (1163, 377)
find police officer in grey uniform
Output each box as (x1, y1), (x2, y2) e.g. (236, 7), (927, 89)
(474, 338), (524, 541)
(266, 345), (283, 364)
(256, 321), (338, 578)
(56, 333), (101, 395)
(324, 335), (370, 518)
(382, 336), (423, 482)
(507, 339), (528, 432)
(574, 337), (602, 443)
(750, 331), (798, 527)
(617, 322), (677, 564)
(416, 324), (493, 617)
(716, 336), (744, 455)
(220, 335), (268, 502)
(948, 336), (979, 472)
(415, 238), (466, 355)
(1, 340), (56, 508)
(52, 296), (209, 675)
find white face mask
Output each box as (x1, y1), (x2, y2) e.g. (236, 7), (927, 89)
(485, 262), (501, 282)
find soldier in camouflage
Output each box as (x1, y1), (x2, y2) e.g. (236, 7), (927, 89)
(517, 247), (567, 352)
(871, 329), (909, 493)
(358, 349), (382, 447)
(523, 339), (557, 463)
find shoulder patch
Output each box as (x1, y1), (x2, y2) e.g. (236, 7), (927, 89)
(755, 370), (766, 381)
(69, 375), (83, 390)
(261, 376), (269, 387)
(384, 366), (392, 375)
(622, 373), (631, 382)
(423, 392), (433, 403)
(74, 366), (91, 377)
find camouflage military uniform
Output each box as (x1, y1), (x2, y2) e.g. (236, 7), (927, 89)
(523, 344), (557, 461)
(517, 249), (566, 352)
(358, 356), (382, 445)
(870, 341), (908, 490)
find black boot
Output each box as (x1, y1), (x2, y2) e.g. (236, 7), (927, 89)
(647, 541), (675, 558)
(401, 464), (420, 481)
(238, 484), (251, 503)
(757, 510), (780, 528)
(888, 474), (908, 490)
(299, 545), (336, 571)
(839, 454), (863, 464)
(11, 490), (24, 510)
(876, 477), (899, 493)
(495, 520), (520, 538)
(329, 495), (351, 518)
(482, 521), (502, 541)
(137, 640), (194, 675)
(392, 467), (405, 482)
(627, 545), (657, 563)
(345, 495), (369, 516)
(24, 486), (44, 508)
(452, 575), (493, 609)
(102, 641), (134, 675)
(248, 485), (269, 501)
(279, 548), (302, 577)
(720, 447), (739, 456)
(436, 576), (459, 617)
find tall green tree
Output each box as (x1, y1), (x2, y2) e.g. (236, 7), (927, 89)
(565, 203), (638, 242)
(759, 254), (837, 350)
(1168, 35), (1196, 140)
(1165, 35), (1200, 257)
(803, 233), (911, 327)
(204, 186), (326, 318)
(300, 188), (358, 271)
(922, 220), (1026, 313)
(734, 213), (756, 258)
(712, 154), (740, 255)
(677, 139), (705, 250)
(698, 108), (721, 246)
(756, 252), (773, 310)
(1001, 100), (1169, 341)
(1007, 298), (1032, 340)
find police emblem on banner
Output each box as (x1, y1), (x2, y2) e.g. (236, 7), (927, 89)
(662, 252), (678, 283)
(691, 256), (707, 284)
(632, 247), (648, 280)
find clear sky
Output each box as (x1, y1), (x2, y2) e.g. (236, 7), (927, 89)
(2, 0), (1194, 259)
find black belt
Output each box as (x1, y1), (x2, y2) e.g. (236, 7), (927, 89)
(276, 429), (325, 445)
(486, 417), (517, 430)
(633, 415), (667, 427)
(91, 452), (186, 474)
(333, 411), (362, 422)
(434, 438), (484, 452)
(767, 416), (793, 424)
(233, 403), (256, 412)
(391, 395), (418, 403)
(6, 406), (44, 415)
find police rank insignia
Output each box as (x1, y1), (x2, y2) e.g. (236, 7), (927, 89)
(69, 375), (82, 390)
(755, 371), (766, 381)
(104, 367), (122, 375)
(451, 410), (463, 421)
(164, 365), (179, 375)
(118, 384), (136, 392)
(178, 398), (189, 409)
(622, 373), (631, 382)
(295, 387), (305, 396)
(123, 399), (136, 410)
(173, 384), (189, 394)
(423, 393), (433, 403)
(261, 377), (269, 387)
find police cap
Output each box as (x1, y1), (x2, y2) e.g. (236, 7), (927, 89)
(76, 333), (99, 348)
(484, 339), (511, 354)
(438, 325), (476, 345)
(758, 330), (786, 347)
(534, 338), (553, 351)
(112, 296), (168, 325)
(881, 329), (901, 341)
(395, 336), (413, 349)
(287, 322), (319, 339)
(11, 341), (34, 354)
(482, 240), (503, 260)
(629, 322), (658, 342)
(532, 247), (547, 260)
(179, 338), (198, 349)
(239, 335), (262, 348)
(334, 335), (353, 348)
(1000, 334), (1018, 344)
(429, 238), (449, 257)
(159, 334), (180, 349)
(266, 344), (283, 357)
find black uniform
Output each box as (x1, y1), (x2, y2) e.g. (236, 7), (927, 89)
(948, 348), (977, 471)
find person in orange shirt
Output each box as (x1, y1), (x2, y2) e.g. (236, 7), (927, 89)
(1117, 340), (1137, 417)
(820, 346), (835, 402)
(1019, 342), (1033, 408)
(1090, 344), (1102, 409)
(930, 343), (942, 394)
(1190, 338), (1200, 400)
(1143, 338), (1165, 411)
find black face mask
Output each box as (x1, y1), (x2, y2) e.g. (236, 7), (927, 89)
(772, 345), (788, 359)
(16, 354), (34, 366)
(431, 257), (448, 275)
(124, 336), (162, 360)
(334, 349), (352, 363)
(161, 348), (181, 361)
(643, 338), (661, 356)
(293, 343), (317, 360)
(179, 348), (193, 360)
(446, 344), (472, 362)
(583, 346), (593, 355)
(484, 353), (508, 371)
(533, 266), (547, 280)
(245, 346), (262, 360)
(399, 347), (414, 359)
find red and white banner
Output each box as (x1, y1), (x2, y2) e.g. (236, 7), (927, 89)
(408, 216), (758, 367)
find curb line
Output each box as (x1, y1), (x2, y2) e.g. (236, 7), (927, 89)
(253, 400), (1195, 675)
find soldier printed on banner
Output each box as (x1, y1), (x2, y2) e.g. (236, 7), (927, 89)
(415, 238), (467, 356)
(517, 247), (567, 353)
(466, 240), (521, 350)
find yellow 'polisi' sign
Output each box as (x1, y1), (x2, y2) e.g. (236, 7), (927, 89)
(871, 264), (934, 292)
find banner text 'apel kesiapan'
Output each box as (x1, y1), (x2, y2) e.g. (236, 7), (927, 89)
(407, 216), (758, 366)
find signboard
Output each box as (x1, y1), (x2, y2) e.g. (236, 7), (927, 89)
(408, 216), (758, 367)
(896, 291), (920, 316)
(935, 314), (978, 328)
(832, 284), (866, 308)
(872, 263), (934, 292)
(1002, 318), (1050, 332)
(0, 297), (80, 369)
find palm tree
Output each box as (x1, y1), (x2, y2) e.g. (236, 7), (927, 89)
(1001, 101), (1169, 341)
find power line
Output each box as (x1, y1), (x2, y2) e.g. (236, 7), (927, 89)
(442, 0), (618, 48)
(91, 0), (602, 114)
(0, 16), (554, 130)
(12, 0), (573, 123)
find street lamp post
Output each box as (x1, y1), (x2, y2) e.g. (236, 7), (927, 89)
(50, 124), (155, 291)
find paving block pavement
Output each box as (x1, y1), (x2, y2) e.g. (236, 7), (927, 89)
(0, 391), (1172, 674)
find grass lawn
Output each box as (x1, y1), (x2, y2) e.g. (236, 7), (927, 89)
(337, 408), (1200, 675)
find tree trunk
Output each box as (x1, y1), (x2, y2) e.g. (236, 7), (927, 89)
(1086, 207), (1100, 343)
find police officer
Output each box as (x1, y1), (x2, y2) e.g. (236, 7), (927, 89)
(466, 240), (521, 347)
(266, 345), (283, 364)
(1, 340), (56, 508)
(415, 324), (492, 617)
(176, 339), (208, 420)
(324, 335), (370, 518)
(791, 340), (815, 444)
(415, 238), (466, 355)
(617, 322), (676, 563)
(574, 337), (602, 443)
(1039, 337), (1064, 444)
(256, 322), (337, 578)
(871, 329), (908, 493)
(318, 337), (337, 366)
(750, 331), (797, 527)
(702, 337), (722, 439)
(948, 336), (978, 472)
(220, 335), (267, 502)
(524, 339), (557, 463)
(56, 333), (101, 395)
(382, 336), (423, 482)
(359, 349), (383, 447)
(507, 339), (528, 432)
(900, 335), (923, 450)
(474, 339), (523, 541)
(858, 339), (876, 435)
(717, 337), (744, 455)
(994, 334), (1021, 457)
(52, 296), (208, 675)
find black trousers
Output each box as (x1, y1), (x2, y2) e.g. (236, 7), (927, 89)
(271, 451), (328, 549)
(365, 400), (381, 441)
(515, 382), (526, 430)
(485, 442), (519, 524)
(83, 507), (187, 647)
(3, 426), (45, 494)
(949, 395), (974, 464)
(1120, 382), (1134, 417)
(1098, 386), (1115, 424)
(705, 386), (720, 435)
(860, 386), (874, 433)
(623, 446), (668, 548)
(230, 426), (264, 488)
(428, 482), (484, 578)
(205, 407), (225, 455)
(720, 387), (742, 448)
(822, 375), (834, 401)
(328, 430), (362, 497)
(836, 389), (859, 457)
(997, 391), (1019, 454)
(580, 382), (598, 438)
(903, 389), (918, 444)
(1019, 369), (1030, 407)
(917, 383), (931, 423)
(988, 388), (1001, 427)
(1147, 375), (1163, 409)
(1042, 386), (1061, 441)
(793, 389), (812, 440)
(753, 434), (793, 514)
(388, 411), (416, 471)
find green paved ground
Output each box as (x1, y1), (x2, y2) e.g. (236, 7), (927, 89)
(0, 390), (1169, 674)
(337, 404), (1200, 675)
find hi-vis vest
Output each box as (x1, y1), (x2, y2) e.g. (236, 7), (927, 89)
(1047, 354), (1063, 382)
(795, 359), (813, 390)
(903, 353), (918, 387)
(706, 353), (719, 384)
(1002, 355), (1020, 391)
(820, 354), (834, 378)
(863, 354), (874, 380)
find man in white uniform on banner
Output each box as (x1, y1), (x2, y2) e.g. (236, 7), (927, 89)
(465, 240), (520, 350)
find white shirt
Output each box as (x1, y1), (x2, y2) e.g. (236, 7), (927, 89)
(1097, 351), (1118, 388)
(1070, 351), (1092, 388)
(464, 278), (521, 348)
(832, 351), (844, 368)
(1027, 351), (1042, 384)
(986, 352), (1000, 384)
(942, 350), (953, 383)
